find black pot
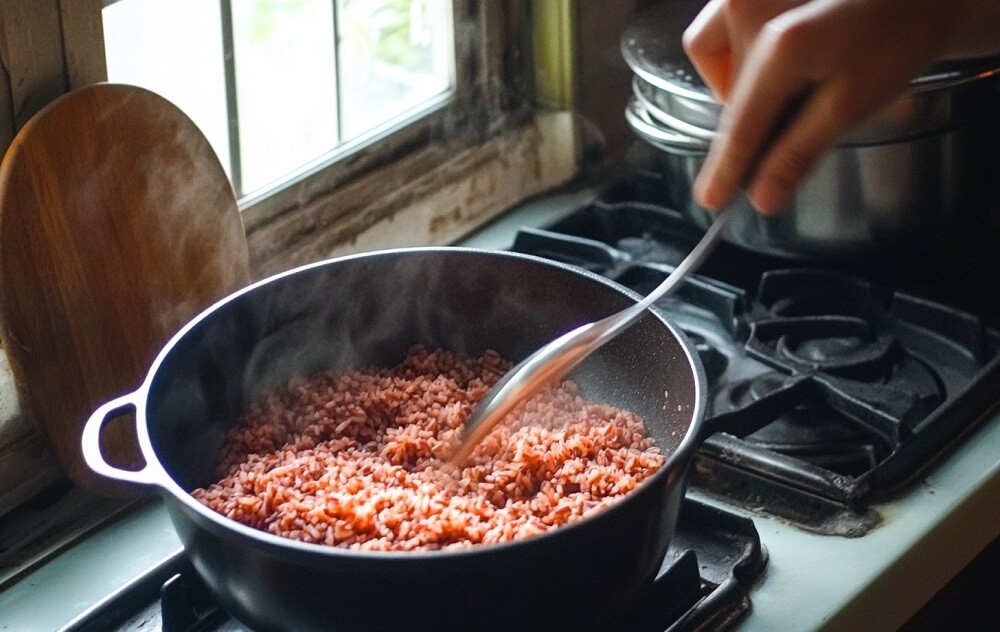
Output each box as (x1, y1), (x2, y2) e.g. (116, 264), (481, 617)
(82, 248), (707, 631)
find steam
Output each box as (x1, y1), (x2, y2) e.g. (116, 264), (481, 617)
(141, 116), (249, 336)
(237, 251), (530, 401)
(59, 89), (245, 405)
(223, 248), (627, 409)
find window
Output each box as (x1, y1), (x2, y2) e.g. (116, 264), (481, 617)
(0, 0), (577, 573)
(103, 0), (455, 198)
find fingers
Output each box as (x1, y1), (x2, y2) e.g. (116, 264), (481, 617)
(684, 0), (955, 216)
(682, 0), (734, 102)
(684, 0), (808, 104)
(693, 20), (812, 212)
(724, 0), (805, 69)
(746, 82), (855, 213)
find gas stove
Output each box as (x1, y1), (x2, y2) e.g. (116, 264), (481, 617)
(7, 148), (1000, 631)
(54, 158), (1000, 631)
(511, 157), (1000, 537)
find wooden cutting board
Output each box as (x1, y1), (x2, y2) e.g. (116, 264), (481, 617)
(0, 83), (250, 494)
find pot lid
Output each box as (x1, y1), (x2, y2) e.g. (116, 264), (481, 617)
(621, 1), (712, 103)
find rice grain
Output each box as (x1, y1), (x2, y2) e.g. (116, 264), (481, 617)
(192, 346), (664, 551)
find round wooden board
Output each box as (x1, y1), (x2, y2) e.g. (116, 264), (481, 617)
(0, 83), (250, 494)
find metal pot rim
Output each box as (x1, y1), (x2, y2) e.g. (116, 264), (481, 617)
(628, 47), (1000, 101)
(626, 97), (711, 153)
(909, 57), (1000, 92)
(633, 78), (715, 142)
(628, 59), (716, 105)
(629, 74), (998, 149)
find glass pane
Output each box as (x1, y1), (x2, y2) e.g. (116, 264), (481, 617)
(231, 0), (338, 194)
(338, 0), (454, 140)
(103, 0), (230, 177)
(105, 0), (455, 199)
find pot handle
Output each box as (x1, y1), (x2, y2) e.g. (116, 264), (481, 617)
(81, 390), (160, 487)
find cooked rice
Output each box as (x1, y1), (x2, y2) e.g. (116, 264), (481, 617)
(191, 346), (664, 551)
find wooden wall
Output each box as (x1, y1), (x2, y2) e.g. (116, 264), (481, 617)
(0, 0), (106, 159)
(574, 0), (658, 170)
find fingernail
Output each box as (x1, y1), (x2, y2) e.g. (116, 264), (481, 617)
(693, 173), (716, 210)
(694, 162), (726, 210)
(749, 178), (788, 215)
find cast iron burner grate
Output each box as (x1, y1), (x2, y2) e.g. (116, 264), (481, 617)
(512, 167), (1000, 536)
(61, 498), (766, 632)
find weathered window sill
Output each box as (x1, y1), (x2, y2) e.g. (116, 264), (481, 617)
(244, 111), (579, 277)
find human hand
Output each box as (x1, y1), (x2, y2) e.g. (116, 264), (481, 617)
(682, 0), (954, 215)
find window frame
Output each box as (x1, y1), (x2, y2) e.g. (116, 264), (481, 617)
(101, 0), (473, 203)
(98, 0), (537, 234)
(95, 0), (542, 274)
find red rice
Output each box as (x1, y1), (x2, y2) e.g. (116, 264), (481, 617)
(191, 346), (664, 551)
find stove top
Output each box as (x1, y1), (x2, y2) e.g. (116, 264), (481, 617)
(512, 159), (1000, 535)
(50, 157), (1000, 631)
(63, 498), (766, 632)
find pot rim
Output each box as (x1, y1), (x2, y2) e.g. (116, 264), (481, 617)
(627, 82), (985, 152)
(127, 246), (709, 562)
(633, 78), (715, 143)
(628, 49), (1000, 102)
(626, 97), (710, 154)
(628, 59), (716, 106)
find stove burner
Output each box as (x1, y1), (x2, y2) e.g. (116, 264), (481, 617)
(745, 337), (944, 446)
(722, 372), (889, 472)
(720, 371), (793, 407)
(712, 371), (890, 474)
(786, 334), (873, 363)
(749, 271), (905, 381)
(745, 372), (782, 404)
(757, 269), (883, 320)
(764, 316), (901, 379)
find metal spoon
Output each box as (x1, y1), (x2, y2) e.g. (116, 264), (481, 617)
(449, 206), (736, 465)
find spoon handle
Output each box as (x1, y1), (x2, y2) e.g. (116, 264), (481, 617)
(450, 207), (735, 465)
(599, 205), (735, 339)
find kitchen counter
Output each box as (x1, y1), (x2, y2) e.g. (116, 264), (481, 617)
(2, 189), (999, 631)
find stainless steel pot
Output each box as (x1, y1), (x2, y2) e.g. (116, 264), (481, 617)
(80, 248), (709, 632)
(627, 94), (999, 259)
(622, 1), (1000, 259)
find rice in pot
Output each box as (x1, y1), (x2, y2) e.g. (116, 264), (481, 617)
(191, 346), (665, 551)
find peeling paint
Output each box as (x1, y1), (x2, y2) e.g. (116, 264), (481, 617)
(250, 112), (576, 275)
